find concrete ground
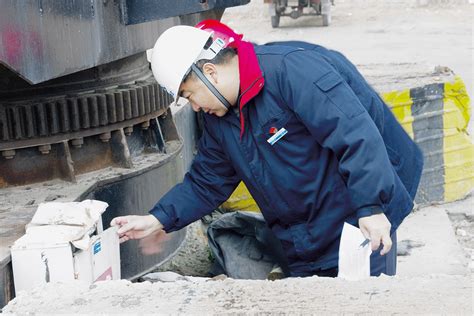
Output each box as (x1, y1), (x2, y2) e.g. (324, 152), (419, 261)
(2, 275), (471, 314)
(3, 0), (474, 314)
(398, 194), (473, 276)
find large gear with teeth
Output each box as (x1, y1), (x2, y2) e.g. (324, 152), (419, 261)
(0, 76), (173, 151)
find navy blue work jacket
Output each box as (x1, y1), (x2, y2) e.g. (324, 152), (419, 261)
(151, 43), (423, 275)
(267, 41), (423, 199)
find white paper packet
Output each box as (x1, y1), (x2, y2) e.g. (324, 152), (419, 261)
(337, 222), (372, 280)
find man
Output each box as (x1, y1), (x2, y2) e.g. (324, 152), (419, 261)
(111, 21), (423, 277)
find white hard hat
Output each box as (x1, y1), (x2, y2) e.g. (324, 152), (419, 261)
(150, 25), (224, 102)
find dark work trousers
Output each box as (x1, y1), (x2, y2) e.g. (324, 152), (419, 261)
(369, 231), (397, 276)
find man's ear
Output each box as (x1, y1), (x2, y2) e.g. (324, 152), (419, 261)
(202, 63), (218, 84)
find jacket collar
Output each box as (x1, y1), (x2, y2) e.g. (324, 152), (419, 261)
(236, 41), (265, 138)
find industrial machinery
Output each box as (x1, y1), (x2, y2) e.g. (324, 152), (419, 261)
(0, 0), (249, 307)
(265, 0), (333, 28)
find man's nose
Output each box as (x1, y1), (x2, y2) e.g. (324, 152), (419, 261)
(190, 102), (201, 112)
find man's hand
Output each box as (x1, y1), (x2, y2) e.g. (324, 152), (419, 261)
(139, 229), (172, 255)
(358, 213), (392, 255)
(110, 215), (163, 243)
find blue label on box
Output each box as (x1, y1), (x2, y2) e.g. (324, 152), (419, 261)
(93, 241), (101, 254)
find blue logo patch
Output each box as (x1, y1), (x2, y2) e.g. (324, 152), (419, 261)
(267, 128), (288, 145)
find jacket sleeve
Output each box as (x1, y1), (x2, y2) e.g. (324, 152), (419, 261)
(278, 50), (395, 219)
(149, 116), (240, 232)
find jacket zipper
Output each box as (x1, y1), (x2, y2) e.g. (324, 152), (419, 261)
(238, 76), (264, 139)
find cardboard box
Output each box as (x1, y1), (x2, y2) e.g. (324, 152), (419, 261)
(11, 227), (120, 293)
(11, 201), (120, 293)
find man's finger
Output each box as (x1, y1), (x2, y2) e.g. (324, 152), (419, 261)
(359, 226), (370, 240)
(110, 216), (128, 227)
(370, 232), (382, 251)
(119, 235), (130, 243)
(117, 221), (135, 235)
(380, 233), (393, 255)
